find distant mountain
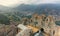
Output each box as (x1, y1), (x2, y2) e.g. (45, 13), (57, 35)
(0, 5), (18, 13)
(15, 4), (37, 12)
(0, 4), (60, 15)
(15, 4), (60, 15)
(0, 5), (11, 12)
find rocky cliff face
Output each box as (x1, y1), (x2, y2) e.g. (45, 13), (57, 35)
(22, 14), (60, 36)
(31, 14), (60, 36)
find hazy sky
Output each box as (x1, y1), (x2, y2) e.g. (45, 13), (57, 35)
(0, 0), (60, 7)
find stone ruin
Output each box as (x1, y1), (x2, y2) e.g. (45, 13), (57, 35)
(40, 15), (56, 36)
(32, 14), (60, 36)
(22, 13), (60, 36)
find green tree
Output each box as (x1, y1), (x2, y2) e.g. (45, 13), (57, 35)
(0, 14), (10, 25)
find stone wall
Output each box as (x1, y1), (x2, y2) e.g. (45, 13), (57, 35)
(0, 25), (17, 36)
(31, 14), (57, 36)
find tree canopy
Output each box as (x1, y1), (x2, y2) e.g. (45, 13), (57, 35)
(0, 14), (10, 25)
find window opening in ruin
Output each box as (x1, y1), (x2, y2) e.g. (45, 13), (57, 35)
(40, 28), (44, 32)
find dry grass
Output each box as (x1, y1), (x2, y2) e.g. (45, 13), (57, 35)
(27, 25), (39, 33)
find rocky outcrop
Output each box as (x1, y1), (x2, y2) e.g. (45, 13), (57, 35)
(0, 24), (17, 36)
(22, 14), (60, 36)
(31, 14), (60, 36)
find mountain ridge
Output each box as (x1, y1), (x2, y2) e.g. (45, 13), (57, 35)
(0, 4), (60, 15)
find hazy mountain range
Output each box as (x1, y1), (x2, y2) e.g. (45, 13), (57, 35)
(0, 4), (60, 16)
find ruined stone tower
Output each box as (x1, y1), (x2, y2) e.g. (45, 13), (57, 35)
(37, 15), (56, 36)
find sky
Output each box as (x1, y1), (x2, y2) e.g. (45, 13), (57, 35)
(0, 0), (60, 7)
